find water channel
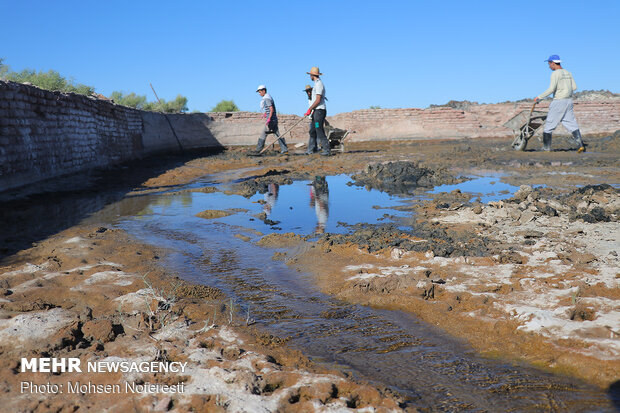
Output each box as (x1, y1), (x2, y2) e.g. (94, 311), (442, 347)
(84, 173), (616, 411)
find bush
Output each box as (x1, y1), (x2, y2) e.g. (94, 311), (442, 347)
(110, 91), (188, 113)
(0, 58), (94, 95)
(143, 95), (188, 113)
(211, 100), (239, 112)
(110, 91), (148, 109)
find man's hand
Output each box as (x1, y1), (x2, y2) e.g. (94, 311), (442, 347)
(304, 109), (312, 117)
(534, 97), (539, 103)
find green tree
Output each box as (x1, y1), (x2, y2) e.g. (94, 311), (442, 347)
(5, 68), (94, 95)
(143, 94), (189, 113)
(211, 100), (239, 112)
(0, 58), (8, 79)
(369, 105), (382, 109)
(110, 91), (148, 109)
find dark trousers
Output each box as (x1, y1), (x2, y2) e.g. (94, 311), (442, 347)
(308, 109), (330, 154)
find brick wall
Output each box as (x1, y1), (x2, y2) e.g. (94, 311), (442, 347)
(328, 99), (620, 140)
(0, 80), (144, 191)
(1, 79), (618, 192)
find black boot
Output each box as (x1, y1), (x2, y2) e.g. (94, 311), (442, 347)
(572, 130), (585, 153)
(542, 132), (552, 151)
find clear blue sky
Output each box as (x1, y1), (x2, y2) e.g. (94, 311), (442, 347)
(2, 0), (618, 114)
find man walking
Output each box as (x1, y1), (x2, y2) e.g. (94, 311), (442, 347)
(304, 67), (330, 156)
(535, 55), (585, 152)
(255, 85), (288, 154)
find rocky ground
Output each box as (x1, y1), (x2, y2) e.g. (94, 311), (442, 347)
(0, 130), (619, 411)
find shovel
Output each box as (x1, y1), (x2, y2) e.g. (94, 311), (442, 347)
(259, 115), (309, 154)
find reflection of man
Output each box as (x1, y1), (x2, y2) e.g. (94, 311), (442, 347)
(309, 176), (329, 233)
(263, 183), (279, 215)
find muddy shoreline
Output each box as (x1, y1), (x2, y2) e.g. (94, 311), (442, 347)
(1, 133), (619, 411)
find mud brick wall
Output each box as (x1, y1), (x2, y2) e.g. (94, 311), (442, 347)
(328, 99), (620, 140)
(206, 112), (311, 145)
(0, 80), (144, 192)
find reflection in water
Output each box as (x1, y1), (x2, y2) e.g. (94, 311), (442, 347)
(263, 183), (279, 216)
(309, 176), (329, 234)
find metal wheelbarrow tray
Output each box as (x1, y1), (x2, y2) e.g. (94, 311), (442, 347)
(503, 107), (547, 151)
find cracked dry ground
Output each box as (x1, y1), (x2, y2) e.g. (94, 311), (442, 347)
(0, 131), (619, 411)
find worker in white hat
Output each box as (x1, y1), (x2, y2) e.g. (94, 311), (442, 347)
(534, 55), (585, 152)
(304, 67), (330, 156)
(255, 85), (288, 154)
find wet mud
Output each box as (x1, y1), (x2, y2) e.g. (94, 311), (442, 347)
(351, 161), (463, 195)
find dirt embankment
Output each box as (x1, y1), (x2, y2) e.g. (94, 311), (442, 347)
(0, 226), (407, 412)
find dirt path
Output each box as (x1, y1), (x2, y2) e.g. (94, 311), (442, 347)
(1, 131), (618, 411)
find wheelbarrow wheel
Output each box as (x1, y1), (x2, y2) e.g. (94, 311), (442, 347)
(511, 125), (532, 151)
(512, 134), (528, 151)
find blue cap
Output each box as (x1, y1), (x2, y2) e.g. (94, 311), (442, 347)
(545, 54), (561, 63)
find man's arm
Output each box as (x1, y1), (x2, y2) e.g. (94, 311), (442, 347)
(266, 105), (274, 123)
(537, 71), (558, 100)
(308, 94), (322, 112)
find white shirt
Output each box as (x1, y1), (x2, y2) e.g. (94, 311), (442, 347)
(312, 78), (326, 110)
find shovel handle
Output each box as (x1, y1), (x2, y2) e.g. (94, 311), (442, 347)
(259, 115), (308, 154)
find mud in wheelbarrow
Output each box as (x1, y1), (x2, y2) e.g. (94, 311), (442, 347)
(503, 108), (547, 151)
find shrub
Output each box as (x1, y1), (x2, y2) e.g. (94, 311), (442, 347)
(211, 100), (239, 112)
(143, 94), (188, 113)
(110, 91), (148, 109)
(0, 58), (94, 95)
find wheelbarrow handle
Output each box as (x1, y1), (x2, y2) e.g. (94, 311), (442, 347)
(527, 100), (539, 123)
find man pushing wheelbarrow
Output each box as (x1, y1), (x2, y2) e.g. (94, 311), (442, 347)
(505, 54), (586, 152)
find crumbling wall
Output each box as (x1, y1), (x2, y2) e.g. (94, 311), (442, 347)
(328, 99), (620, 140)
(0, 80), (146, 191)
(0, 80), (226, 192)
(1, 79), (618, 192)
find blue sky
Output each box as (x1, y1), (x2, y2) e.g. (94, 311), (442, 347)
(2, 0), (618, 114)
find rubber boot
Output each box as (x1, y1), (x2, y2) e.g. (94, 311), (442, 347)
(542, 132), (552, 151)
(572, 130), (585, 153)
(277, 135), (289, 154)
(306, 134), (318, 154)
(255, 137), (266, 153)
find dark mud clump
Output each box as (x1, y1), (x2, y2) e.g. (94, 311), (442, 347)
(583, 129), (620, 153)
(323, 222), (491, 257)
(233, 169), (300, 197)
(506, 184), (619, 223)
(564, 184), (619, 223)
(351, 161), (461, 195)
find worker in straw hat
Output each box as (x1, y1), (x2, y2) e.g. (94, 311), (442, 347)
(534, 54), (585, 153)
(255, 85), (288, 154)
(303, 67), (330, 156)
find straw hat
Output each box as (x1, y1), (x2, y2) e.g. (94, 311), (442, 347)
(303, 85), (312, 91)
(306, 67), (323, 76)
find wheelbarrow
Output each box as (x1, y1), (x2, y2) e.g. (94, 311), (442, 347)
(324, 120), (351, 153)
(503, 101), (547, 151)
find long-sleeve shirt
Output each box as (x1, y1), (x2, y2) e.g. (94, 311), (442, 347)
(537, 69), (577, 100)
